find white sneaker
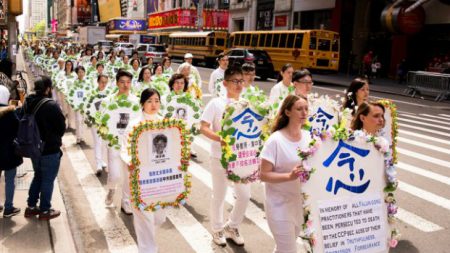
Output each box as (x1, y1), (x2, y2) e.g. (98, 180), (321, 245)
(121, 200), (133, 215)
(224, 225), (244, 246)
(105, 189), (115, 206)
(212, 231), (227, 246)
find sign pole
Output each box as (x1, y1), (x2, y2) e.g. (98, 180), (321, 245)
(197, 0), (204, 31)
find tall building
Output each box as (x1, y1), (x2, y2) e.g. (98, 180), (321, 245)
(30, 0), (48, 28)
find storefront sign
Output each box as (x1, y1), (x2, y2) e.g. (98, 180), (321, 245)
(274, 15), (287, 27)
(148, 8), (228, 30)
(109, 18), (147, 31)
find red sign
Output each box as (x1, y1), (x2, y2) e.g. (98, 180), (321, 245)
(275, 15), (287, 27)
(148, 8), (228, 30)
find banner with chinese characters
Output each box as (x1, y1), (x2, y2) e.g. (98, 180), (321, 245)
(299, 131), (398, 253)
(308, 95), (341, 134)
(128, 119), (191, 212)
(220, 100), (269, 183)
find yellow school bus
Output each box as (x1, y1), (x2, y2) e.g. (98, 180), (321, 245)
(229, 29), (340, 72)
(167, 31), (228, 66)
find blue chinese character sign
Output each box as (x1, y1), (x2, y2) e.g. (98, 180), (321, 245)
(299, 131), (399, 253)
(127, 119), (192, 212)
(308, 95), (340, 134)
(220, 100), (270, 183)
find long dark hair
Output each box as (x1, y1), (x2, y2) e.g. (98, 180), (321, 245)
(277, 63), (293, 82)
(271, 94), (308, 133)
(343, 77), (369, 113)
(138, 67), (151, 82)
(0, 58), (13, 78)
(351, 102), (385, 131)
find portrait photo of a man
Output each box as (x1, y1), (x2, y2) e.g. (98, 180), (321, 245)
(117, 113), (130, 129)
(152, 134), (168, 159)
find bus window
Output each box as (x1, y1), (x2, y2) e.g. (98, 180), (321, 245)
(273, 34), (280, 47)
(217, 38), (225, 46)
(259, 34), (266, 47)
(235, 34), (240, 46)
(309, 37), (317, 50)
(201, 38), (205, 45)
(251, 34), (258, 47)
(318, 39), (331, 51)
(287, 34), (295, 48)
(229, 36), (234, 47)
(208, 37), (214, 46)
(279, 34), (287, 48)
(332, 39), (339, 52)
(265, 34), (272, 47)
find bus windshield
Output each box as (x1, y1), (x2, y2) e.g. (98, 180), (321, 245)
(318, 39), (331, 51)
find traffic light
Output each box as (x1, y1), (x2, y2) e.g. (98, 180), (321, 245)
(8, 0), (23, 16)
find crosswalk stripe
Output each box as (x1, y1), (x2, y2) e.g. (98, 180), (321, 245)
(398, 118), (450, 131)
(63, 134), (138, 253)
(398, 123), (450, 138)
(438, 114), (450, 118)
(419, 113), (450, 121)
(399, 129), (450, 146)
(399, 181), (450, 211)
(397, 147), (450, 169)
(399, 113), (450, 126)
(397, 162), (450, 186)
(395, 208), (443, 232)
(398, 136), (450, 155)
(165, 208), (215, 253)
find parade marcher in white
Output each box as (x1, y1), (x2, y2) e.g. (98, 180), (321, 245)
(268, 63), (294, 105)
(120, 88), (166, 253)
(73, 66), (88, 144)
(162, 57), (173, 75)
(292, 69), (314, 97)
(103, 70), (140, 215)
(260, 95), (311, 253)
(343, 77), (370, 115)
(200, 66), (250, 246)
(181, 53), (202, 88)
(208, 53), (229, 97)
(91, 74), (109, 176)
(241, 63), (257, 95)
(350, 101), (386, 135)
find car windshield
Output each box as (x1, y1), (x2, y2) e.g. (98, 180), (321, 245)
(99, 41), (113, 46)
(150, 45), (166, 52)
(249, 50), (269, 58)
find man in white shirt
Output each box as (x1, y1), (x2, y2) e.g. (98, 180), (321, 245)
(200, 66), (250, 247)
(208, 53), (229, 97)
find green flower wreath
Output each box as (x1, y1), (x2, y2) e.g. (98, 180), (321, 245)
(164, 92), (203, 135)
(127, 118), (192, 212)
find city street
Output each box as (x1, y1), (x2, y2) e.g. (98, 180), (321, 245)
(44, 64), (449, 253)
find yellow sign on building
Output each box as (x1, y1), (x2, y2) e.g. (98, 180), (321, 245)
(98, 0), (122, 23)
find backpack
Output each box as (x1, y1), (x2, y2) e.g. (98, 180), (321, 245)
(14, 98), (51, 159)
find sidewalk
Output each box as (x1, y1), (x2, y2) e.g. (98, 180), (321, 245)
(0, 49), (77, 253)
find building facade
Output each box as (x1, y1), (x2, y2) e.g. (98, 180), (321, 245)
(30, 0), (48, 29)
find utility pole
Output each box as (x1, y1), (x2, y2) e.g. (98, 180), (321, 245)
(197, 0), (204, 31)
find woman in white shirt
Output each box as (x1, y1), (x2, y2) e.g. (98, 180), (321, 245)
(350, 101), (385, 135)
(260, 94), (311, 253)
(268, 64), (294, 106)
(121, 88), (166, 253)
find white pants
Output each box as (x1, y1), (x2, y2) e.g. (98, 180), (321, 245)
(210, 157), (251, 232)
(267, 219), (300, 253)
(132, 208), (166, 253)
(75, 111), (84, 140)
(91, 127), (105, 169)
(107, 148), (130, 202)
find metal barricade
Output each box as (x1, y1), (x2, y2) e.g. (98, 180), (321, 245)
(405, 71), (450, 101)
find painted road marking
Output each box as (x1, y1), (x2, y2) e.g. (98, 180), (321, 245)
(398, 123), (450, 138)
(63, 134), (138, 253)
(397, 147), (450, 169)
(398, 118), (450, 131)
(396, 208), (443, 232)
(399, 113), (450, 126)
(399, 181), (450, 211)
(399, 129), (450, 146)
(397, 162), (450, 186)
(398, 137), (450, 155)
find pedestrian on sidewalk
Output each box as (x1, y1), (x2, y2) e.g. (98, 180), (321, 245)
(0, 85), (23, 217)
(23, 76), (66, 220)
(343, 77), (370, 116)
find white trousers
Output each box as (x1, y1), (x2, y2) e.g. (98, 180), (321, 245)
(210, 157), (251, 232)
(132, 208), (166, 253)
(267, 219), (300, 253)
(75, 111), (84, 140)
(91, 127), (105, 169)
(107, 148), (130, 202)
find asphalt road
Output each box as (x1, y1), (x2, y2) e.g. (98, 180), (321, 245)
(58, 63), (450, 253)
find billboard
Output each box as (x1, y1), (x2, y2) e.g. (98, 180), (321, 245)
(108, 18), (147, 32)
(77, 0), (92, 24)
(98, 0), (122, 23)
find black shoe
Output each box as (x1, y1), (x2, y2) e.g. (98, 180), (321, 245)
(4, 207), (21, 218)
(39, 208), (61, 220)
(24, 206), (40, 218)
(0, 205), (3, 212)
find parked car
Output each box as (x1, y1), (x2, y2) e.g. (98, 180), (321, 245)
(224, 48), (274, 80)
(94, 40), (114, 54)
(136, 44), (168, 64)
(114, 42), (135, 56)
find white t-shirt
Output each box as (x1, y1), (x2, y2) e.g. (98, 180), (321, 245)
(200, 96), (232, 158)
(260, 129), (311, 225)
(268, 81), (292, 105)
(208, 67), (226, 97)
